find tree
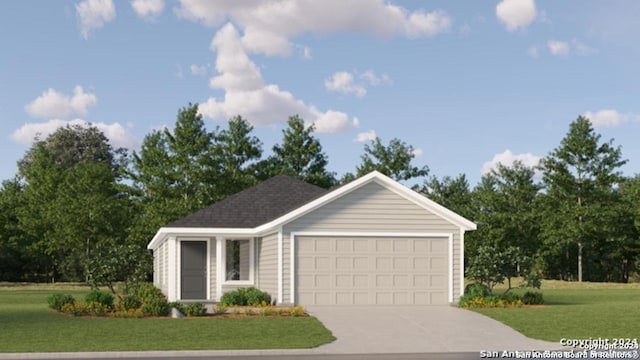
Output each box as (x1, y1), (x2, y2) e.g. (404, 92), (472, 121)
(418, 174), (473, 219)
(17, 124), (131, 281)
(538, 116), (627, 282)
(129, 104), (221, 247)
(0, 179), (30, 281)
(469, 161), (541, 260)
(86, 243), (152, 295)
(214, 116), (263, 196)
(346, 137), (429, 184)
(269, 115), (336, 188)
(467, 245), (539, 295)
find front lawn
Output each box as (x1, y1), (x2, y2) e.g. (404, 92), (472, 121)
(0, 284), (335, 353)
(472, 281), (640, 341)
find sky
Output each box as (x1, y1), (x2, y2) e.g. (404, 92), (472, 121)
(2, 0), (640, 187)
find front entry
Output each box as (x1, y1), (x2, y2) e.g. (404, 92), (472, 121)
(181, 241), (207, 300)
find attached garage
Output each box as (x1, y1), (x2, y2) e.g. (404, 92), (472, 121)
(296, 235), (451, 305)
(148, 171), (476, 306)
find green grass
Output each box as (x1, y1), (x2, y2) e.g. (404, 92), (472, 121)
(472, 281), (640, 341)
(0, 284), (335, 353)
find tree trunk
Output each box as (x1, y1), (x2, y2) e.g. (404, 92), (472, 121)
(577, 240), (583, 282)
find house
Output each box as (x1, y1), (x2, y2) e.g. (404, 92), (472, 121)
(147, 171), (476, 306)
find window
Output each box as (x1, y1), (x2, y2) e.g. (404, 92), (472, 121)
(225, 239), (251, 281)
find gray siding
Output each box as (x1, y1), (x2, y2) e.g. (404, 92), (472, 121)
(283, 181), (463, 303)
(256, 233), (278, 302)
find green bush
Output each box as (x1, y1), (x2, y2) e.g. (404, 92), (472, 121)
(502, 291), (522, 304)
(220, 287), (271, 306)
(522, 291), (544, 305)
(85, 290), (114, 309)
(61, 302), (86, 316)
(132, 283), (165, 303)
(47, 293), (76, 311)
(141, 296), (170, 317)
(244, 287), (271, 306)
(464, 283), (491, 297)
(85, 301), (109, 316)
(183, 303), (207, 317)
(118, 295), (142, 311)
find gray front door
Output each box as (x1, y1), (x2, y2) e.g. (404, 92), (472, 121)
(181, 241), (207, 300)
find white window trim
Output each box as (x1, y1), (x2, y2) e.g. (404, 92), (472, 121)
(277, 228), (283, 305)
(221, 237), (255, 286)
(289, 231), (455, 305)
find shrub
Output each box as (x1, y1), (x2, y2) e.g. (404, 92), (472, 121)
(85, 290), (114, 310)
(245, 287), (271, 306)
(464, 283), (491, 298)
(85, 301), (109, 316)
(111, 308), (144, 318)
(212, 304), (228, 315)
(133, 283), (165, 303)
(522, 291), (544, 305)
(141, 296), (170, 317)
(61, 302), (85, 316)
(118, 295), (142, 311)
(183, 303), (207, 317)
(290, 305), (305, 317)
(220, 287), (271, 306)
(47, 293), (75, 311)
(502, 291), (522, 304)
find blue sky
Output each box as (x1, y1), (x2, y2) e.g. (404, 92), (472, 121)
(2, 0), (639, 187)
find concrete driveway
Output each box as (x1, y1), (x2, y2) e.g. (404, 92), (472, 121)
(306, 306), (562, 354)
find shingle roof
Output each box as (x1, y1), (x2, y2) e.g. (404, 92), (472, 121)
(166, 175), (328, 228)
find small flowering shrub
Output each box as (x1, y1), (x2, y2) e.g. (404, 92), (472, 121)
(220, 287), (271, 306)
(290, 305), (306, 317)
(110, 308), (144, 318)
(61, 302), (86, 316)
(85, 301), (109, 316)
(118, 295), (142, 311)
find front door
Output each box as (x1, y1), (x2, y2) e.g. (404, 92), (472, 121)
(181, 241), (207, 300)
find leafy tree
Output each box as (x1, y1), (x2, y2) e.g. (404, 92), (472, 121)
(538, 116), (627, 282)
(17, 125), (131, 281)
(467, 245), (538, 295)
(86, 243), (152, 295)
(0, 180), (30, 281)
(469, 161), (541, 260)
(345, 137), (429, 184)
(418, 174), (473, 219)
(269, 115), (336, 188)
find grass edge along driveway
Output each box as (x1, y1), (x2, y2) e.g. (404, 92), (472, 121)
(0, 285), (335, 353)
(473, 281), (640, 342)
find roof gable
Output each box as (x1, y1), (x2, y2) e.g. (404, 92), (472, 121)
(166, 174), (328, 228)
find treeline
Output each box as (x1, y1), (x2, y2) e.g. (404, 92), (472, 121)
(0, 104), (638, 284)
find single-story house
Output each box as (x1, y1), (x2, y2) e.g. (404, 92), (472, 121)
(147, 171), (476, 306)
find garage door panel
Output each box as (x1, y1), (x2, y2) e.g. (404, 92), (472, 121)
(297, 236), (449, 306)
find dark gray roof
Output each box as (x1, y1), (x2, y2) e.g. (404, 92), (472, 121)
(166, 175), (328, 228)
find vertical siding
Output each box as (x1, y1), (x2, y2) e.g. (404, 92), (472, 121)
(283, 181), (464, 303)
(256, 233), (278, 302)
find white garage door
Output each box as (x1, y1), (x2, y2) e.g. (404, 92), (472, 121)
(296, 236), (449, 306)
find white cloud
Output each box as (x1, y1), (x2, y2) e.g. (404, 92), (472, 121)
(584, 109), (640, 128)
(76, 0), (116, 39)
(175, 1), (452, 56)
(354, 130), (377, 143)
(11, 119), (137, 149)
(325, 70), (390, 97)
(496, 0), (537, 31)
(412, 148), (424, 158)
(325, 72), (366, 97)
(25, 86), (97, 119)
(131, 0), (164, 20)
(547, 39), (569, 56)
(301, 46), (312, 60)
(190, 64), (207, 75)
(481, 149), (541, 175)
(198, 23), (357, 134)
(527, 45), (539, 58)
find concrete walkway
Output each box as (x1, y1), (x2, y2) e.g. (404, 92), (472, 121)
(306, 305), (562, 353)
